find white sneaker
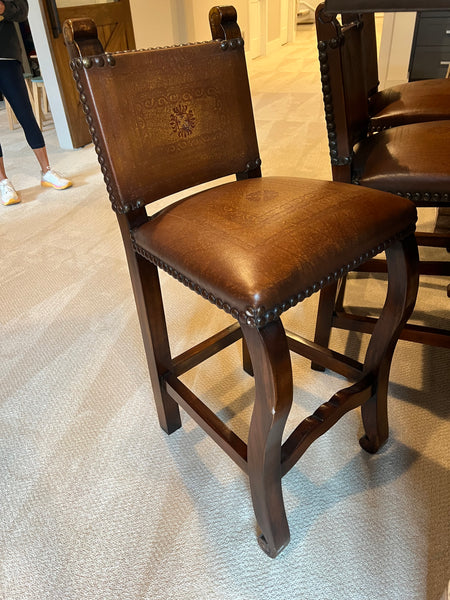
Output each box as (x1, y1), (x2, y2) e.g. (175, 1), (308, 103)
(41, 168), (72, 190)
(0, 178), (20, 206)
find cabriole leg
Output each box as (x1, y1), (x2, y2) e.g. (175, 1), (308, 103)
(360, 234), (419, 453)
(242, 319), (293, 558)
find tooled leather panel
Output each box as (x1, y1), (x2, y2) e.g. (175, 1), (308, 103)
(132, 176), (416, 327)
(70, 40), (259, 214)
(369, 79), (450, 132)
(353, 120), (450, 204)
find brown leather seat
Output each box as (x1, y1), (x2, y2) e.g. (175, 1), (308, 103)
(314, 3), (450, 351)
(63, 8), (419, 558)
(133, 177), (415, 320)
(368, 79), (450, 132)
(353, 120), (450, 196)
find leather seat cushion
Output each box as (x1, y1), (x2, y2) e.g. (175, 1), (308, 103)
(132, 176), (416, 324)
(353, 120), (450, 198)
(369, 79), (450, 131)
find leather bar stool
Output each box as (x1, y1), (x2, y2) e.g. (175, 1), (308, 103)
(63, 10), (419, 557)
(313, 3), (450, 354)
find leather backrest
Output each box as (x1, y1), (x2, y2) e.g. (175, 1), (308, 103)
(325, 0), (449, 11)
(342, 12), (379, 97)
(67, 38), (260, 214)
(316, 5), (369, 178)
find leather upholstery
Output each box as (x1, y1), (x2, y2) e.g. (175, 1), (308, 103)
(368, 79), (450, 131)
(338, 12), (450, 132)
(353, 120), (450, 198)
(133, 176), (416, 324)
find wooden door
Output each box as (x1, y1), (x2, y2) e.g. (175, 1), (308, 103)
(43, 0), (135, 148)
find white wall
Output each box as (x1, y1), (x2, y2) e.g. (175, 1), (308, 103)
(378, 12), (416, 89)
(129, 0), (250, 49)
(182, 0), (250, 43)
(28, 0), (72, 149)
(130, 0), (179, 48)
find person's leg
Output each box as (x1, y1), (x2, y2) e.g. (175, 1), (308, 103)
(0, 61), (72, 190)
(0, 66), (13, 186)
(0, 61), (45, 153)
(33, 146), (50, 172)
(0, 156), (7, 180)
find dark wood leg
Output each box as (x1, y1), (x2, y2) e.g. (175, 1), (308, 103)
(359, 234), (419, 453)
(334, 273), (348, 312)
(117, 213), (181, 434)
(242, 319), (293, 558)
(129, 253), (182, 434)
(242, 337), (253, 376)
(312, 281), (339, 371)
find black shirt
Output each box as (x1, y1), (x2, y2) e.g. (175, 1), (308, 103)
(0, 0), (29, 63)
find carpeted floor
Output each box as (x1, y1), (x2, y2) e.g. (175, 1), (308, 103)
(1, 25), (449, 600)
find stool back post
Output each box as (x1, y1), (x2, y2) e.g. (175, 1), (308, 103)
(316, 6), (369, 183)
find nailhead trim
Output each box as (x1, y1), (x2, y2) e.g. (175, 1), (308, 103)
(317, 36), (352, 167)
(70, 62), (121, 212)
(220, 38), (245, 51)
(350, 178), (450, 205)
(369, 124), (389, 133)
(395, 191), (450, 204)
(131, 224), (415, 328)
(75, 40), (226, 72)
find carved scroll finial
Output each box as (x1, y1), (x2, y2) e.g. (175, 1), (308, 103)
(209, 6), (241, 41)
(63, 17), (104, 60)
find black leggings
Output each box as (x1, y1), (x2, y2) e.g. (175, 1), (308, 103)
(0, 60), (45, 158)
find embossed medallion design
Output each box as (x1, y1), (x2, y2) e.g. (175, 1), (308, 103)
(170, 104), (196, 137)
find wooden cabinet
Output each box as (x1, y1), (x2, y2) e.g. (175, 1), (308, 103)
(409, 11), (450, 80)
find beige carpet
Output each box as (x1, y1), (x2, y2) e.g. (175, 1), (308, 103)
(1, 26), (449, 600)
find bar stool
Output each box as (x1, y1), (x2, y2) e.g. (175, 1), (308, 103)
(31, 76), (52, 129)
(63, 12), (420, 558)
